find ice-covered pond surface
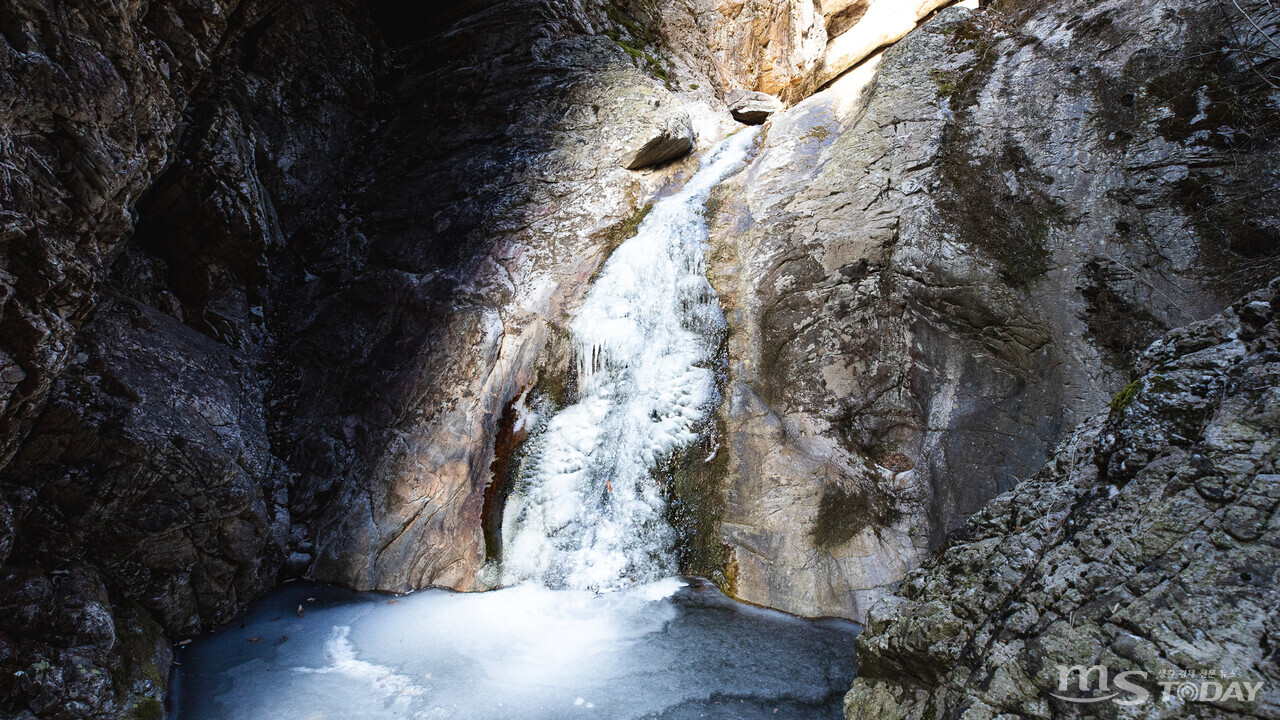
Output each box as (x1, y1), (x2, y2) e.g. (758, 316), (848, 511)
(169, 578), (859, 720)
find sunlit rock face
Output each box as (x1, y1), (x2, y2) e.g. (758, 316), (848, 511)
(703, 0), (1280, 620)
(808, 0), (952, 94)
(651, 0), (954, 105)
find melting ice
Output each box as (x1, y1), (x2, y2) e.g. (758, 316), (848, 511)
(500, 129), (760, 591)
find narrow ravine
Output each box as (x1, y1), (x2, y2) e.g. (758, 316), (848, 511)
(167, 131), (863, 720)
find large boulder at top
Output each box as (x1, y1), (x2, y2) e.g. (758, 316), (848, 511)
(623, 108), (697, 169)
(728, 89), (785, 124)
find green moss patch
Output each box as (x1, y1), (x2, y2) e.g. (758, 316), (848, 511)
(799, 124), (833, 143)
(811, 479), (903, 549)
(665, 416), (732, 590)
(109, 601), (171, 720)
(602, 1), (674, 88)
(129, 697), (164, 720)
(600, 201), (653, 253)
(930, 68), (958, 98)
(1110, 379), (1141, 414)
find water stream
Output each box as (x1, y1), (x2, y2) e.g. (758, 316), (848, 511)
(168, 130), (862, 720)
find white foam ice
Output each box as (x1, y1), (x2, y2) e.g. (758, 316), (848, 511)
(292, 625), (425, 703)
(500, 129), (760, 591)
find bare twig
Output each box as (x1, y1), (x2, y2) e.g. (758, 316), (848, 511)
(1230, 0), (1280, 54)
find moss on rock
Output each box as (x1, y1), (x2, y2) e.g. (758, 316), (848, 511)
(129, 697), (164, 720)
(811, 478), (903, 549)
(1110, 378), (1141, 414)
(932, 13), (1063, 289)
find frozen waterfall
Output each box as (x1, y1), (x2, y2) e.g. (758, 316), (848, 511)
(500, 128), (758, 591)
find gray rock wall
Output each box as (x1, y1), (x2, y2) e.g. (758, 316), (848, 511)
(703, 0), (1280, 620)
(0, 1), (384, 716)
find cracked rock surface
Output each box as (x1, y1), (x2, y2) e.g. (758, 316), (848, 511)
(844, 278), (1280, 720)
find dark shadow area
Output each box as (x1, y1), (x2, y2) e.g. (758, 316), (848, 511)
(364, 0), (479, 46)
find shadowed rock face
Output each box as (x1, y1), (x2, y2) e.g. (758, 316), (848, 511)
(0, 1), (385, 715)
(0, 0), (261, 474)
(844, 279), (1280, 720)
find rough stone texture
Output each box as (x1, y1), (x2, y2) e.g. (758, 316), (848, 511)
(728, 89), (785, 124)
(705, 0), (1280, 620)
(623, 104), (697, 168)
(651, 0), (954, 105)
(0, 0), (266, 476)
(808, 0), (952, 96)
(0, 0), (382, 716)
(0, 303), (286, 719)
(844, 278), (1280, 720)
(681, 0), (827, 98)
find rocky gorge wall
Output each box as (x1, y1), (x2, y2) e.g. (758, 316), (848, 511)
(845, 279), (1280, 720)
(699, 0), (1280, 620)
(0, 0), (1278, 718)
(0, 1), (385, 716)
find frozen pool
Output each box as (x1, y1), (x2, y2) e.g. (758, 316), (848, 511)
(168, 578), (859, 720)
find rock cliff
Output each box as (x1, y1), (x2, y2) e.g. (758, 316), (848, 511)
(1, 1), (383, 715)
(703, 0), (1280, 619)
